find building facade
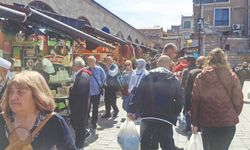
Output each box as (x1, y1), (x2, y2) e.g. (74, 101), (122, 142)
(180, 16), (194, 50)
(138, 26), (182, 52)
(193, 0), (250, 66)
(1, 0), (147, 45)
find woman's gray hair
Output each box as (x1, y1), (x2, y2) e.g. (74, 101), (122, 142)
(74, 56), (85, 67)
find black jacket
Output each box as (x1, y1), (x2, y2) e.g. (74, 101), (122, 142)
(0, 113), (77, 150)
(69, 69), (91, 127)
(128, 67), (183, 125)
(184, 68), (202, 112)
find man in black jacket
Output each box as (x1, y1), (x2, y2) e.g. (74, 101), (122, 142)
(184, 56), (205, 133)
(128, 55), (184, 150)
(69, 56), (91, 149)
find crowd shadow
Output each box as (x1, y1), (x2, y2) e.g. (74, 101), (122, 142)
(96, 110), (118, 130)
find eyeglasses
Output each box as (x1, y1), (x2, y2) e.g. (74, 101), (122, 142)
(125, 64), (130, 66)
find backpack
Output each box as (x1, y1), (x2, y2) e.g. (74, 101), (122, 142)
(107, 64), (122, 90)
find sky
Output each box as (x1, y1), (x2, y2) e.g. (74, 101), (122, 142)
(94, 0), (193, 31)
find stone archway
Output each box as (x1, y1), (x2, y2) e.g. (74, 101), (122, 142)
(28, 0), (56, 13)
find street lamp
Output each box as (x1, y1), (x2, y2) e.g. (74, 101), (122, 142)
(198, 0), (204, 55)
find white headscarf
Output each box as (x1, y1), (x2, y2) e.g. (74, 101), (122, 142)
(135, 59), (146, 72)
(128, 59), (149, 94)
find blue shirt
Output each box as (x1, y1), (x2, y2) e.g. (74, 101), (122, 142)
(87, 65), (106, 96)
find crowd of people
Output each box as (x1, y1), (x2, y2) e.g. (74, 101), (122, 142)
(0, 42), (245, 150)
(234, 61), (250, 87)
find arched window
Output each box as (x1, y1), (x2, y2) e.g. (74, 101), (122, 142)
(117, 31), (124, 39)
(101, 26), (110, 33)
(78, 16), (92, 26)
(28, 1), (56, 13)
(135, 39), (139, 44)
(127, 35), (132, 41)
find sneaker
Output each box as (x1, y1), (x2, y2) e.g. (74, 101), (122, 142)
(101, 113), (111, 119)
(85, 130), (91, 139)
(113, 110), (119, 118)
(120, 118), (126, 122)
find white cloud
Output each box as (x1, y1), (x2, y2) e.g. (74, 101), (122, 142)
(95, 0), (193, 30)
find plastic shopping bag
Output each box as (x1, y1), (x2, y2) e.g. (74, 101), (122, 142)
(187, 132), (204, 150)
(117, 119), (140, 150)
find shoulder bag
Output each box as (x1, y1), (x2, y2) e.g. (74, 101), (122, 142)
(3, 112), (55, 150)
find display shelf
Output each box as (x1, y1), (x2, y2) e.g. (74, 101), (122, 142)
(48, 79), (73, 84)
(24, 56), (37, 59)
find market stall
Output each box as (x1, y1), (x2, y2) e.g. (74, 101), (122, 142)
(0, 2), (118, 112)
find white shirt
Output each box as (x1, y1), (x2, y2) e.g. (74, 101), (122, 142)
(40, 58), (55, 74)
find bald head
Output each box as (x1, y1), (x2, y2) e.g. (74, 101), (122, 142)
(196, 56), (205, 67)
(157, 55), (171, 69)
(87, 56), (96, 68)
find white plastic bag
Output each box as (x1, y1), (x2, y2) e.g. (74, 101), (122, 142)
(117, 119), (140, 150)
(187, 132), (204, 150)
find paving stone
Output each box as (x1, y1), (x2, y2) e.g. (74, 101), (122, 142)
(82, 81), (250, 149)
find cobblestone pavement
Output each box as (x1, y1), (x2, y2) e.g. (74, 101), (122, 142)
(83, 81), (250, 150)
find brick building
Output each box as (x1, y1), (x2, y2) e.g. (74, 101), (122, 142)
(193, 0), (250, 66)
(138, 26), (182, 52)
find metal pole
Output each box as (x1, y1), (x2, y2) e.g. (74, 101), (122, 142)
(0, 5), (27, 23)
(198, 0), (202, 55)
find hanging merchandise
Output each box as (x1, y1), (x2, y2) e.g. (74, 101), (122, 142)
(121, 44), (131, 59)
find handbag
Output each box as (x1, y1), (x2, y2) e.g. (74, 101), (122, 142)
(121, 84), (129, 96)
(3, 112), (55, 150)
(107, 75), (121, 90)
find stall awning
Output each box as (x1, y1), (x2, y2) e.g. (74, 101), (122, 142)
(0, 5), (26, 23)
(35, 9), (126, 45)
(34, 9), (86, 32)
(140, 45), (159, 54)
(0, 3), (115, 50)
(0, 3), (161, 54)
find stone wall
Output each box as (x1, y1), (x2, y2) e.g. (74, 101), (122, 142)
(2, 0), (147, 44)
